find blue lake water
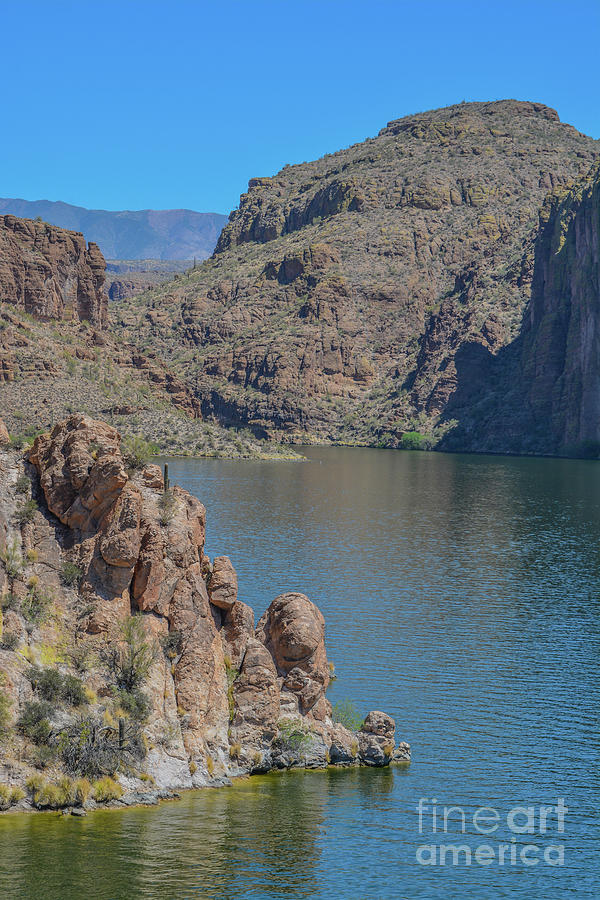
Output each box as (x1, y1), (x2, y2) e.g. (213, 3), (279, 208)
(1, 447), (598, 898)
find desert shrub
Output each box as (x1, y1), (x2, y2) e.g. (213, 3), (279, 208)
(68, 644), (92, 673)
(17, 700), (54, 744)
(108, 616), (156, 690)
(31, 745), (56, 769)
(15, 473), (30, 494)
(60, 562), (83, 587)
(331, 700), (364, 732)
(160, 630), (183, 660)
(115, 688), (150, 721)
(26, 549), (38, 563)
(122, 435), (158, 469)
(29, 781), (63, 810)
(28, 666), (63, 702)
(92, 776), (123, 802)
(14, 499), (38, 526)
(59, 714), (144, 778)
(0, 683), (12, 742)
(1, 538), (23, 578)
(61, 674), (87, 707)
(277, 718), (314, 754)
(56, 776), (77, 806)
(21, 584), (53, 625)
(75, 778), (91, 805)
(0, 784), (22, 810)
(1, 631), (20, 651)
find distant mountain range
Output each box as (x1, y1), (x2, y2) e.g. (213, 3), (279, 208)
(0, 198), (228, 260)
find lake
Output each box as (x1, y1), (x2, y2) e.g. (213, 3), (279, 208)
(1, 447), (598, 898)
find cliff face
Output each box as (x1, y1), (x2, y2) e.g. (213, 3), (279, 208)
(441, 162), (600, 456)
(112, 100), (598, 447)
(522, 162), (600, 453)
(0, 415), (407, 811)
(0, 215), (106, 327)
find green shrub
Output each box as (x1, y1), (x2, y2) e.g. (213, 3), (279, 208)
(115, 688), (150, 721)
(399, 431), (432, 451)
(28, 666), (63, 702)
(331, 700), (364, 732)
(122, 435), (158, 469)
(14, 499), (38, 526)
(277, 718), (314, 754)
(21, 584), (53, 625)
(92, 776), (123, 802)
(17, 700), (54, 744)
(61, 674), (87, 707)
(60, 562), (83, 587)
(1, 538), (23, 578)
(27, 666), (86, 707)
(108, 616), (156, 690)
(15, 473), (30, 494)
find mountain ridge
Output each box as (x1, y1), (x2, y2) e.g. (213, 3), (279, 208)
(0, 198), (227, 261)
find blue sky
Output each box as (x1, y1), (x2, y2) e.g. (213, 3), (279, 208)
(2, 0), (598, 214)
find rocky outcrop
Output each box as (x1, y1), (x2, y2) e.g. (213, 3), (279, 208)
(111, 100), (599, 451)
(0, 215), (106, 326)
(0, 415), (407, 810)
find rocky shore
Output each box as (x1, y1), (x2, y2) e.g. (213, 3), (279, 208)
(0, 414), (409, 815)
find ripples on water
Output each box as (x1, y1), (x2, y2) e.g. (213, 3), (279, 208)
(1, 448), (598, 898)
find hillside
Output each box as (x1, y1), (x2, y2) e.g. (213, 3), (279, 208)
(111, 100), (599, 448)
(0, 199), (227, 261)
(0, 215), (297, 459)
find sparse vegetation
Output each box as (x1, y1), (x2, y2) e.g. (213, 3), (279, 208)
(332, 700), (364, 732)
(60, 562), (83, 587)
(122, 434), (159, 469)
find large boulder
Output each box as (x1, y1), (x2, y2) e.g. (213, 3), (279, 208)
(256, 592), (331, 719)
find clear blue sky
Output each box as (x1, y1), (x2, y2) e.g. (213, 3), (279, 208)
(2, 0), (598, 214)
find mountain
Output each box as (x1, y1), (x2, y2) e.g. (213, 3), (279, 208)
(112, 100), (599, 449)
(0, 199), (227, 261)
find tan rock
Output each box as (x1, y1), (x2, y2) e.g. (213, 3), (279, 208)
(208, 555), (238, 609)
(256, 592), (330, 716)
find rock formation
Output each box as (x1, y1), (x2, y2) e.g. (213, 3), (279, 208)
(0, 214), (106, 326)
(0, 415), (408, 811)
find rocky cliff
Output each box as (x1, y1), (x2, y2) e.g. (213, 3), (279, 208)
(0, 215), (106, 327)
(112, 100), (598, 447)
(441, 161), (600, 456)
(0, 415), (407, 812)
